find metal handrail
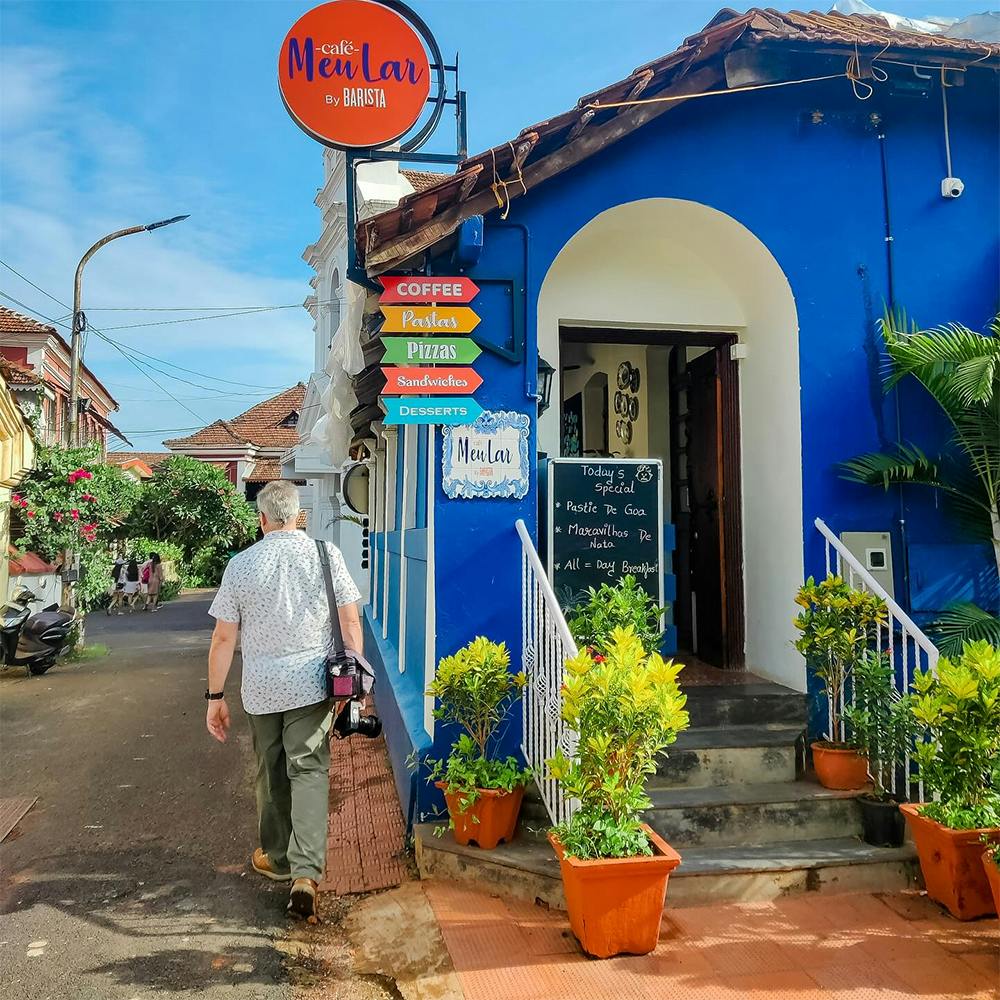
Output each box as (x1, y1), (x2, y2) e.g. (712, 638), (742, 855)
(814, 517), (938, 666)
(515, 518), (577, 654)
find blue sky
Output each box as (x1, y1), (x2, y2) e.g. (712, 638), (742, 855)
(0, 0), (991, 449)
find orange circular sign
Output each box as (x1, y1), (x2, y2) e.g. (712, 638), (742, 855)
(279, 0), (431, 149)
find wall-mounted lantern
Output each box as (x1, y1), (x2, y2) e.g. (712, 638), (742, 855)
(537, 356), (556, 415)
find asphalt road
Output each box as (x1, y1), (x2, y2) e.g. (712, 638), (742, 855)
(0, 591), (292, 1000)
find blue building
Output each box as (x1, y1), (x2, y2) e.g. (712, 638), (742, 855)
(337, 9), (999, 833)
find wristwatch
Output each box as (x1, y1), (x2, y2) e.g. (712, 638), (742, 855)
(205, 690), (225, 701)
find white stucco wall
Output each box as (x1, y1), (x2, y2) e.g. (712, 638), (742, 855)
(537, 198), (805, 690)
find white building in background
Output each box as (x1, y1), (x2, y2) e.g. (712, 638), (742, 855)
(284, 148), (438, 599)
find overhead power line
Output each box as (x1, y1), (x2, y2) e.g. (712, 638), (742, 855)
(0, 261), (72, 310)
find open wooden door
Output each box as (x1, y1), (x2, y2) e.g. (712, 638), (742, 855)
(685, 347), (745, 668)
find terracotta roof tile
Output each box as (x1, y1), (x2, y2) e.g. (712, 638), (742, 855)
(165, 384), (306, 450)
(108, 451), (172, 468)
(245, 458), (281, 482)
(401, 168), (448, 192)
(359, 8), (999, 270)
(0, 356), (43, 386)
(0, 306), (55, 337)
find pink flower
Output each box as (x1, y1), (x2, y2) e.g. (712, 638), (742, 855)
(53, 512), (63, 522)
(82, 523), (97, 532)
(68, 473), (78, 484)
(11, 494), (20, 503)
(78, 469), (93, 480)
(19, 499), (28, 508)
(26, 510), (35, 518)
(71, 509), (80, 520)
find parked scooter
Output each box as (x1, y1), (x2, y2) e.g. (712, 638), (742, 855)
(1, 586), (77, 676)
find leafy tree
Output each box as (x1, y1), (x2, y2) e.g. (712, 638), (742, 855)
(127, 456), (257, 559)
(842, 311), (1000, 652)
(13, 444), (141, 612)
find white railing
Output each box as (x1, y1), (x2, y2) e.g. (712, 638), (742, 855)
(516, 518), (579, 826)
(815, 517), (939, 797)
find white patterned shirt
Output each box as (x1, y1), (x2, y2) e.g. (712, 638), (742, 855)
(208, 530), (362, 715)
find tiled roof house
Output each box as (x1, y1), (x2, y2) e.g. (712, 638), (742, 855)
(0, 306), (126, 449)
(164, 384), (308, 505)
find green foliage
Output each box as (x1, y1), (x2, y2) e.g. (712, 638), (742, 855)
(426, 637), (530, 808)
(14, 444), (141, 613)
(911, 640), (1000, 830)
(548, 627), (689, 860)
(841, 310), (1000, 644)
(185, 543), (233, 587)
(929, 602), (1000, 658)
(793, 575), (887, 745)
(843, 651), (916, 800)
(567, 575), (664, 655)
(427, 734), (529, 813)
(126, 455), (257, 558)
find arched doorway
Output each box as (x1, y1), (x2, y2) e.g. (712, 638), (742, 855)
(537, 198), (804, 690)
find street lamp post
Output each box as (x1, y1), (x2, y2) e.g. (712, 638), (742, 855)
(66, 215), (190, 446)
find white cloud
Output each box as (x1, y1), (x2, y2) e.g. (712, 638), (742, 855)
(0, 35), (317, 447)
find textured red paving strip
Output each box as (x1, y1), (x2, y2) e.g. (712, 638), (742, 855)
(424, 882), (1000, 1000)
(319, 734), (409, 895)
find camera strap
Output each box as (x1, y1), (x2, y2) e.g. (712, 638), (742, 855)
(316, 540), (349, 664)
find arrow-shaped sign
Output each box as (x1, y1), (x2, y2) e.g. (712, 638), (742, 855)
(379, 276), (479, 304)
(382, 397), (484, 426)
(380, 305), (480, 334)
(382, 367), (483, 395)
(381, 337), (482, 365)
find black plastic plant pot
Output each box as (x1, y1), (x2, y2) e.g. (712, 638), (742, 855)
(859, 794), (906, 847)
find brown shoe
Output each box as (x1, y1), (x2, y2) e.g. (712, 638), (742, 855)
(287, 878), (318, 923)
(251, 848), (291, 883)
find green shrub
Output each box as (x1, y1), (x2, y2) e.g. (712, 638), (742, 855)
(548, 627), (689, 860)
(425, 637), (530, 812)
(186, 544), (232, 587)
(844, 651), (916, 800)
(911, 640), (1000, 829)
(568, 575), (664, 655)
(794, 575), (886, 746)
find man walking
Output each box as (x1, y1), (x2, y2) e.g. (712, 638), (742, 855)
(205, 479), (362, 922)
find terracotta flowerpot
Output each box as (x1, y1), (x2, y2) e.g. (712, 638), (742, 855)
(982, 849), (1000, 917)
(900, 803), (998, 920)
(436, 782), (523, 850)
(549, 824), (681, 959)
(811, 741), (868, 790)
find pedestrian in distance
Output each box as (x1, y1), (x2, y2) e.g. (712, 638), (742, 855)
(144, 553), (164, 612)
(120, 558), (141, 614)
(205, 479), (362, 923)
(107, 556), (126, 615)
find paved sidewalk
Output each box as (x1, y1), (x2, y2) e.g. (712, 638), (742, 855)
(424, 882), (999, 1000)
(320, 734), (409, 896)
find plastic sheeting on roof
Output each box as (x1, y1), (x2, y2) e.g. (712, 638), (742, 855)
(831, 1), (1000, 43)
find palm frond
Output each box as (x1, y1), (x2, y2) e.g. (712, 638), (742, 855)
(839, 444), (939, 490)
(928, 602), (1000, 657)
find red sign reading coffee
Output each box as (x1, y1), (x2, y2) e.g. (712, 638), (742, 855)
(379, 275), (480, 304)
(279, 0), (431, 149)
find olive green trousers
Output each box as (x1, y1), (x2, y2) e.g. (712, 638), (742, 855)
(247, 699), (332, 882)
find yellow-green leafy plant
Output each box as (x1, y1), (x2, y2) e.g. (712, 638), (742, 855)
(911, 640), (1000, 830)
(425, 637), (530, 811)
(548, 626), (689, 859)
(794, 575), (887, 746)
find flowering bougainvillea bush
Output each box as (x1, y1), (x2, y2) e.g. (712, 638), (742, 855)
(14, 444), (142, 612)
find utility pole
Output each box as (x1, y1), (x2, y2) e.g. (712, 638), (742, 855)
(67, 215), (190, 446)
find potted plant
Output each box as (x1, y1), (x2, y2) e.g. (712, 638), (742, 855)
(983, 841), (1000, 916)
(425, 637), (531, 850)
(567, 575), (665, 655)
(794, 575), (886, 789)
(547, 626), (689, 959)
(843, 650), (915, 846)
(902, 640), (1000, 919)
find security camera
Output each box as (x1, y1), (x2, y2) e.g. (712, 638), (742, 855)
(941, 177), (964, 199)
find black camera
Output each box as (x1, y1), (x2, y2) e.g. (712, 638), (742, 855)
(333, 699), (383, 740)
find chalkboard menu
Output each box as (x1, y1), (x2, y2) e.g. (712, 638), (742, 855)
(547, 459), (663, 605)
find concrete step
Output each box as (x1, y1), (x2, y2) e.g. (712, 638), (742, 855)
(413, 824), (919, 909)
(658, 724), (803, 788)
(682, 683), (806, 728)
(644, 780), (863, 849)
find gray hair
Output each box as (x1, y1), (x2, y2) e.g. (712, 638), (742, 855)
(257, 479), (301, 526)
